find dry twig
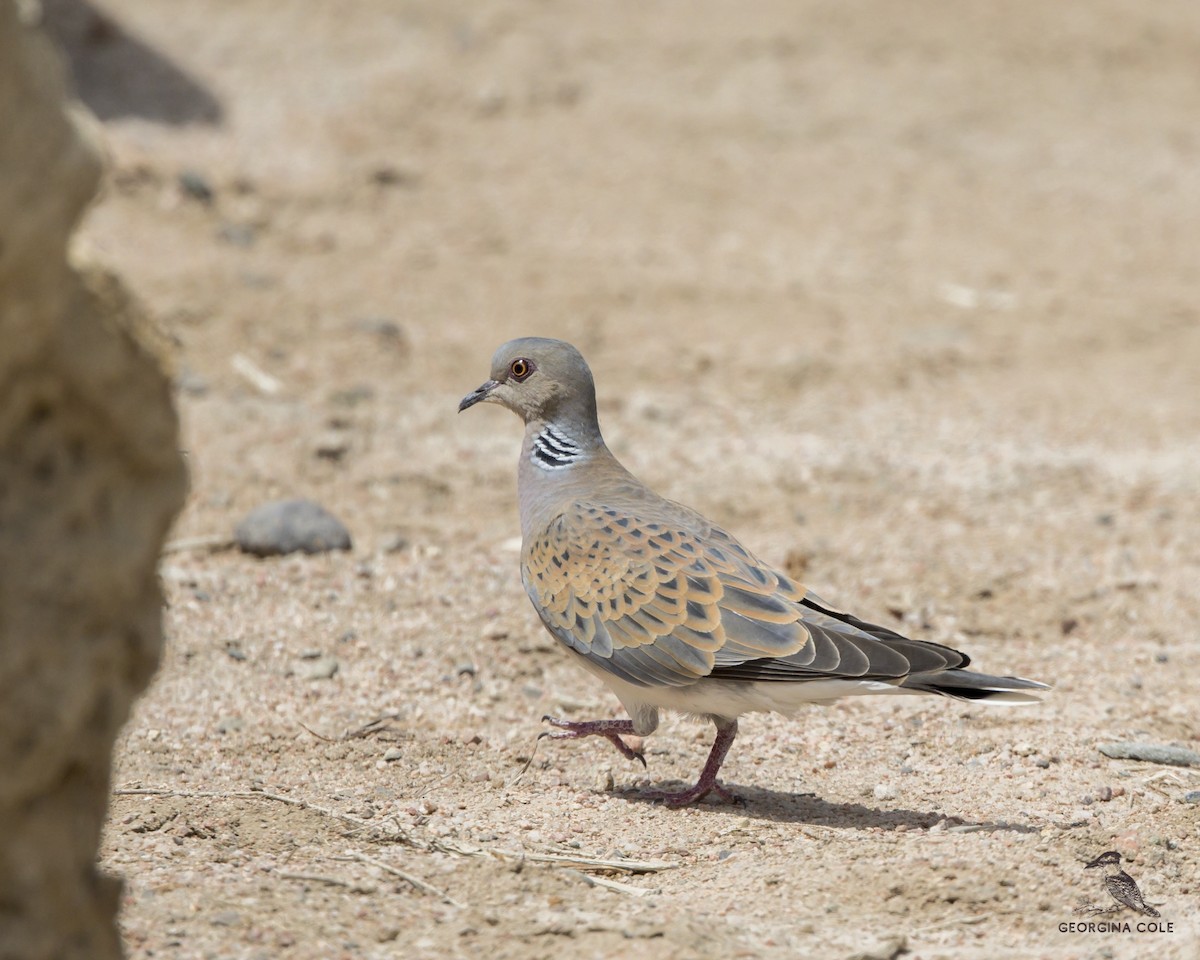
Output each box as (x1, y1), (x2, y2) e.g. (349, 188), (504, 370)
(339, 852), (465, 908)
(561, 868), (659, 897)
(277, 870), (374, 893)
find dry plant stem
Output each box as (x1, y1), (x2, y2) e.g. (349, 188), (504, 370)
(277, 871), (364, 891)
(112, 788), (405, 842)
(561, 868), (659, 897)
(479, 848), (678, 874)
(337, 852), (466, 908)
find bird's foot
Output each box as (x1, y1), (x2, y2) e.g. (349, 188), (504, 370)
(539, 715), (646, 768)
(640, 779), (742, 807)
(638, 719), (742, 807)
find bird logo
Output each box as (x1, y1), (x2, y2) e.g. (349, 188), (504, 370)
(1075, 851), (1160, 917)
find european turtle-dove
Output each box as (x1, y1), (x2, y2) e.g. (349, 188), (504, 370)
(460, 338), (1048, 805)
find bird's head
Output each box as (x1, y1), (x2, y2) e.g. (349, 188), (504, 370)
(459, 337), (599, 432)
(1084, 851), (1122, 869)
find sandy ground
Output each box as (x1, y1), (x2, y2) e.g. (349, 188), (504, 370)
(50, 0), (1200, 956)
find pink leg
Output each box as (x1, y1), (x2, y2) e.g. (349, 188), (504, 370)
(640, 720), (740, 807)
(540, 715), (646, 767)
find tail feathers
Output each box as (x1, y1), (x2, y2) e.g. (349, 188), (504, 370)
(901, 668), (1049, 705)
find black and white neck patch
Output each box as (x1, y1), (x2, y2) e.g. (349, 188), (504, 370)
(531, 425), (583, 469)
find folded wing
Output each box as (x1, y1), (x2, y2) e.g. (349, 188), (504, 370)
(522, 500), (968, 689)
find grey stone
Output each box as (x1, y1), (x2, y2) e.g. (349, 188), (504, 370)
(235, 499), (352, 556)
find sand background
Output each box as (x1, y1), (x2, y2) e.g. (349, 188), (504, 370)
(47, 0), (1200, 956)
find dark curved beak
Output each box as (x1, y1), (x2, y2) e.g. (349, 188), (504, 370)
(458, 379), (499, 412)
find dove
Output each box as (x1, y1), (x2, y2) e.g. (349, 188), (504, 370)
(459, 337), (1048, 805)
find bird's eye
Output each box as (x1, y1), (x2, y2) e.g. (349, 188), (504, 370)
(510, 358), (533, 381)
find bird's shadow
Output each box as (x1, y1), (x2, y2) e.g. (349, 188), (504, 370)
(40, 0), (222, 125)
(616, 782), (1039, 834)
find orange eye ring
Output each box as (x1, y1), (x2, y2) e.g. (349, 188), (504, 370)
(510, 358), (533, 381)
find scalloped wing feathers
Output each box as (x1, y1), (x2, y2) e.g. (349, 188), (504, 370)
(522, 501), (969, 689)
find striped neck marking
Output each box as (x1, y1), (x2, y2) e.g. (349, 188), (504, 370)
(532, 424), (584, 470)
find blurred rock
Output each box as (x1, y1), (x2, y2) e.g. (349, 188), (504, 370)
(235, 499), (352, 556)
(176, 367), (210, 396)
(313, 430), (350, 462)
(216, 221), (255, 247)
(0, 5), (187, 957)
(177, 169), (213, 203)
(380, 532), (410, 553)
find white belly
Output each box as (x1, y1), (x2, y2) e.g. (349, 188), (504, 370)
(569, 651), (913, 734)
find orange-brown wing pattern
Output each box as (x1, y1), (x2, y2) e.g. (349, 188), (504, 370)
(522, 501), (967, 689)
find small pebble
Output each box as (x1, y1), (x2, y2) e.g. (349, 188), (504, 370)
(352, 317), (407, 341)
(215, 716), (244, 734)
(370, 166), (421, 188)
(383, 748), (403, 762)
(380, 532), (410, 553)
(1184, 791), (1200, 804)
(217, 222), (256, 247)
(296, 655), (339, 680)
(1012, 742), (1036, 757)
(481, 623), (509, 641)
(314, 432), (350, 461)
(176, 369), (210, 396)
(330, 385), (375, 407)
(235, 499), (352, 556)
(594, 768), (615, 793)
(873, 784), (897, 802)
(178, 169), (214, 203)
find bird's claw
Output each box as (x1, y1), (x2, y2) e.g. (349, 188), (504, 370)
(537, 716), (646, 767)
